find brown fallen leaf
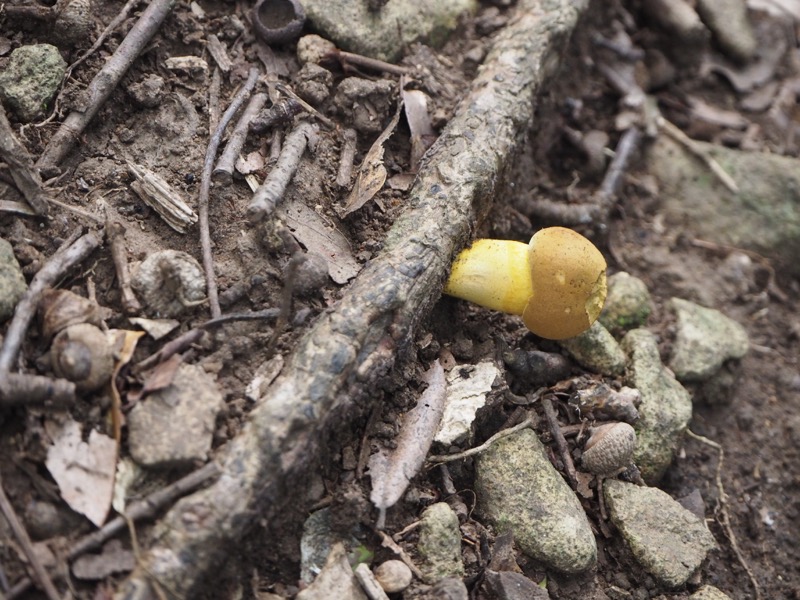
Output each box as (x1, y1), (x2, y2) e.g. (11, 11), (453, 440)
(369, 360), (446, 528)
(45, 417), (117, 527)
(402, 87), (436, 171)
(340, 95), (404, 217)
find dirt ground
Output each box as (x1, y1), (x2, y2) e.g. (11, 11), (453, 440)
(1, 0), (799, 598)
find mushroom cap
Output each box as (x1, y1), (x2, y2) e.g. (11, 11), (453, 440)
(522, 227), (607, 340)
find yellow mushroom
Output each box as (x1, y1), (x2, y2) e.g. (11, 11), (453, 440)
(443, 227), (608, 340)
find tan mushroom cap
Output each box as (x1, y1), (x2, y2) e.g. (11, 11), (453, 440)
(522, 227), (607, 340)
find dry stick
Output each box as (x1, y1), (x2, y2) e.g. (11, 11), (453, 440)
(246, 121), (316, 223)
(0, 474), (60, 600)
(685, 429), (762, 600)
(0, 230), (103, 374)
(120, 1), (589, 594)
(0, 373), (75, 407)
(336, 128), (358, 188)
(199, 67), (260, 320)
(35, 0), (176, 170)
(274, 83), (335, 130)
(427, 417), (535, 465)
(335, 49), (411, 77)
(107, 218), (142, 315)
(658, 118), (739, 193)
(541, 396), (578, 489)
(596, 126), (641, 205)
(213, 92), (268, 184)
(67, 0), (140, 73)
(209, 67), (222, 135)
(0, 104), (49, 215)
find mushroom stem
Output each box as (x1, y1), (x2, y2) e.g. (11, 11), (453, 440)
(443, 239), (532, 316)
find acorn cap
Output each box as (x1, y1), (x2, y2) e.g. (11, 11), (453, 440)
(522, 227), (607, 340)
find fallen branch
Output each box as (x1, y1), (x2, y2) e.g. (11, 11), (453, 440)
(213, 92), (268, 184)
(0, 230), (103, 374)
(119, 1), (589, 595)
(35, 0), (176, 171)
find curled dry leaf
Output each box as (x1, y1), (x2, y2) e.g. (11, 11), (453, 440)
(340, 96), (403, 217)
(369, 360), (446, 528)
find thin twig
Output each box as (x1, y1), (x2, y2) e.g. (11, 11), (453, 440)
(427, 417), (535, 464)
(336, 128), (358, 188)
(209, 67), (222, 135)
(0, 474), (60, 600)
(659, 118), (739, 193)
(541, 396), (578, 489)
(685, 429), (762, 600)
(247, 121), (316, 223)
(0, 229), (103, 374)
(274, 83), (335, 130)
(213, 92), (268, 184)
(36, 0), (177, 170)
(107, 218), (142, 315)
(337, 50), (411, 77)
(199, 67), (260, 319)
(0, 103), (49, 215)
(596, 126), (641, 205)
(67, 0), (140, 73)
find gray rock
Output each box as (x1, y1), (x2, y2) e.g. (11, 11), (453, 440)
(558, 321), (627, 376)
(0, 45), (67, 122)
(131, 250), (206, 318)
(475, 429), (596, 574)
(599, 272), (652, 336)
(297, 543), (367, 600)
(646, 135), (800, 276)
(690, 585), (733, 599)
(417, 502), (464, 584)
(620, 329), (692, 483)
(604, 480), (717, 588)
(0, 238), (26, 322)
(303, 0), (477, 62)
(425, 577), (468, 600)
(482, 570), (550, 600)
(128, 364), (223, 468)
(668, 298), (749, 382)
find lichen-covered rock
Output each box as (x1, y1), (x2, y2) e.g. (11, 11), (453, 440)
(475, 429), (596, 574)
(599, 271), (652, 335)
(668, 297), (749, 382)
(621, 329), (692, 483)
(604, 480), (717, 588)
(558, 321), (626, 376)
(0, 238), (26, 322)
(0, 45), (67, 122)
(417, 502), (464, 584)
(690, 585), (733, 599)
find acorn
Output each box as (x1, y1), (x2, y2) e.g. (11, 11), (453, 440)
(51, 323), (114, 393)
(581, 422), (637, 476)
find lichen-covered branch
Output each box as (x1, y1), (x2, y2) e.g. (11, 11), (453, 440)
(118, 0), (588, 595)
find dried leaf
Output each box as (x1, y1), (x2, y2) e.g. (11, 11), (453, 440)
(341, 97), (403, 217)
(280, 199), (360, 284)
(45, 417), (117, 527)
(141, 353), (183, 396)
(109, 329), (146, 443)
(435, 362), (499, 445)
(128, 317), (179, 340)
(369, 360), (446, 528)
